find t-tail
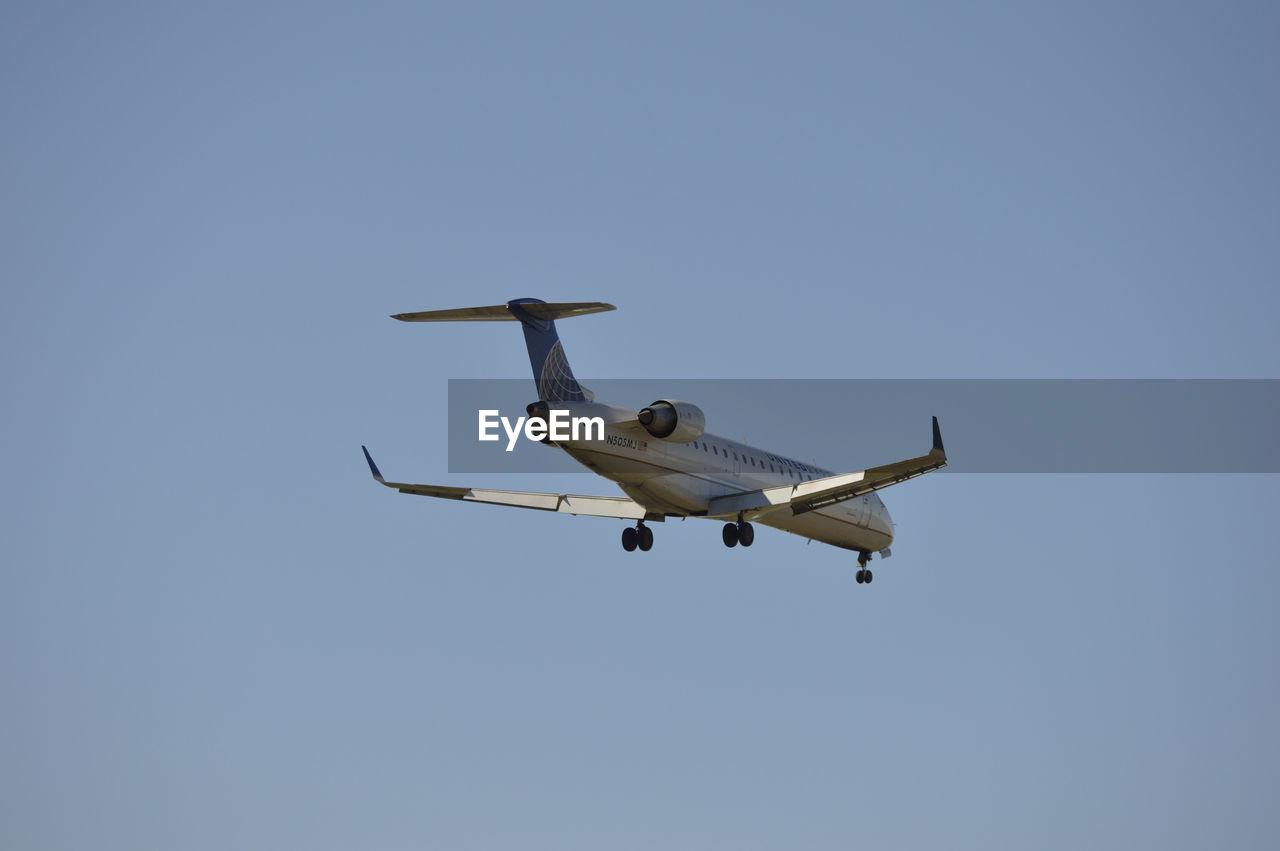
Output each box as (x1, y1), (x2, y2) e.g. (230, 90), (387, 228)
(391, 298), (614, 402)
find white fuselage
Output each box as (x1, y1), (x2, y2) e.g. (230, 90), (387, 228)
(552, 404), (894, 553)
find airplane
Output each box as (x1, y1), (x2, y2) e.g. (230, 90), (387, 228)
(361, 298), (946, 584)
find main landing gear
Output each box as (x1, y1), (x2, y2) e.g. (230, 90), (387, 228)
(621, 522), (653, 552)
(721, 520), (754, 548)
(855, 550), (873, 585)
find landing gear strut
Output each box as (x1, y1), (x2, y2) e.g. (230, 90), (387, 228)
(622, 522), (653, 552)
(855, 550), (873, 584)
(722, 520), (754, 548)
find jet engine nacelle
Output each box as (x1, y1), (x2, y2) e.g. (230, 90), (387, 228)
(637, 399), (706, 442)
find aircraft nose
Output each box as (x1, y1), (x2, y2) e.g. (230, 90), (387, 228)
(879, 503), (895, 544)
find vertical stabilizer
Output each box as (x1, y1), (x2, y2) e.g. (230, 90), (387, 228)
(506, 298), (591, 402)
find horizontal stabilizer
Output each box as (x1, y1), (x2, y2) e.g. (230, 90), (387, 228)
(392, 302), (615, 322)
(361, 446), (651, 520)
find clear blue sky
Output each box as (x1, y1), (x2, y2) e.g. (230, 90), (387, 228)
(3, 2), (1278, 849)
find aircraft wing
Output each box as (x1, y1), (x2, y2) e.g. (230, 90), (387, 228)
(706, 417), (948, 518)
(361, 446), (650, 520)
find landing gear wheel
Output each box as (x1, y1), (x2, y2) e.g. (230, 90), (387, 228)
(856, 569), (866, 584)
(637, 524), (654, 552)
(737, 521), (755, 547)
(864, 569), (873, 583)
(621, 526), (638, 552)
(722, 522), (739, 548)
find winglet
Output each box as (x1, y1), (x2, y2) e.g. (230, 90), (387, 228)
(361, 445), (385, 482)
(931, 416), (946, 459)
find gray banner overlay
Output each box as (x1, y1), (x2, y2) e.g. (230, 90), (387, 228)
(446, 379), (1279, 474)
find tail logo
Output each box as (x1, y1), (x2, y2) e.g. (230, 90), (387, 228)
(538, 340), (588, 402)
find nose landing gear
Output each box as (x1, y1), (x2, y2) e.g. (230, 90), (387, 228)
(855, 550), (873, 584)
